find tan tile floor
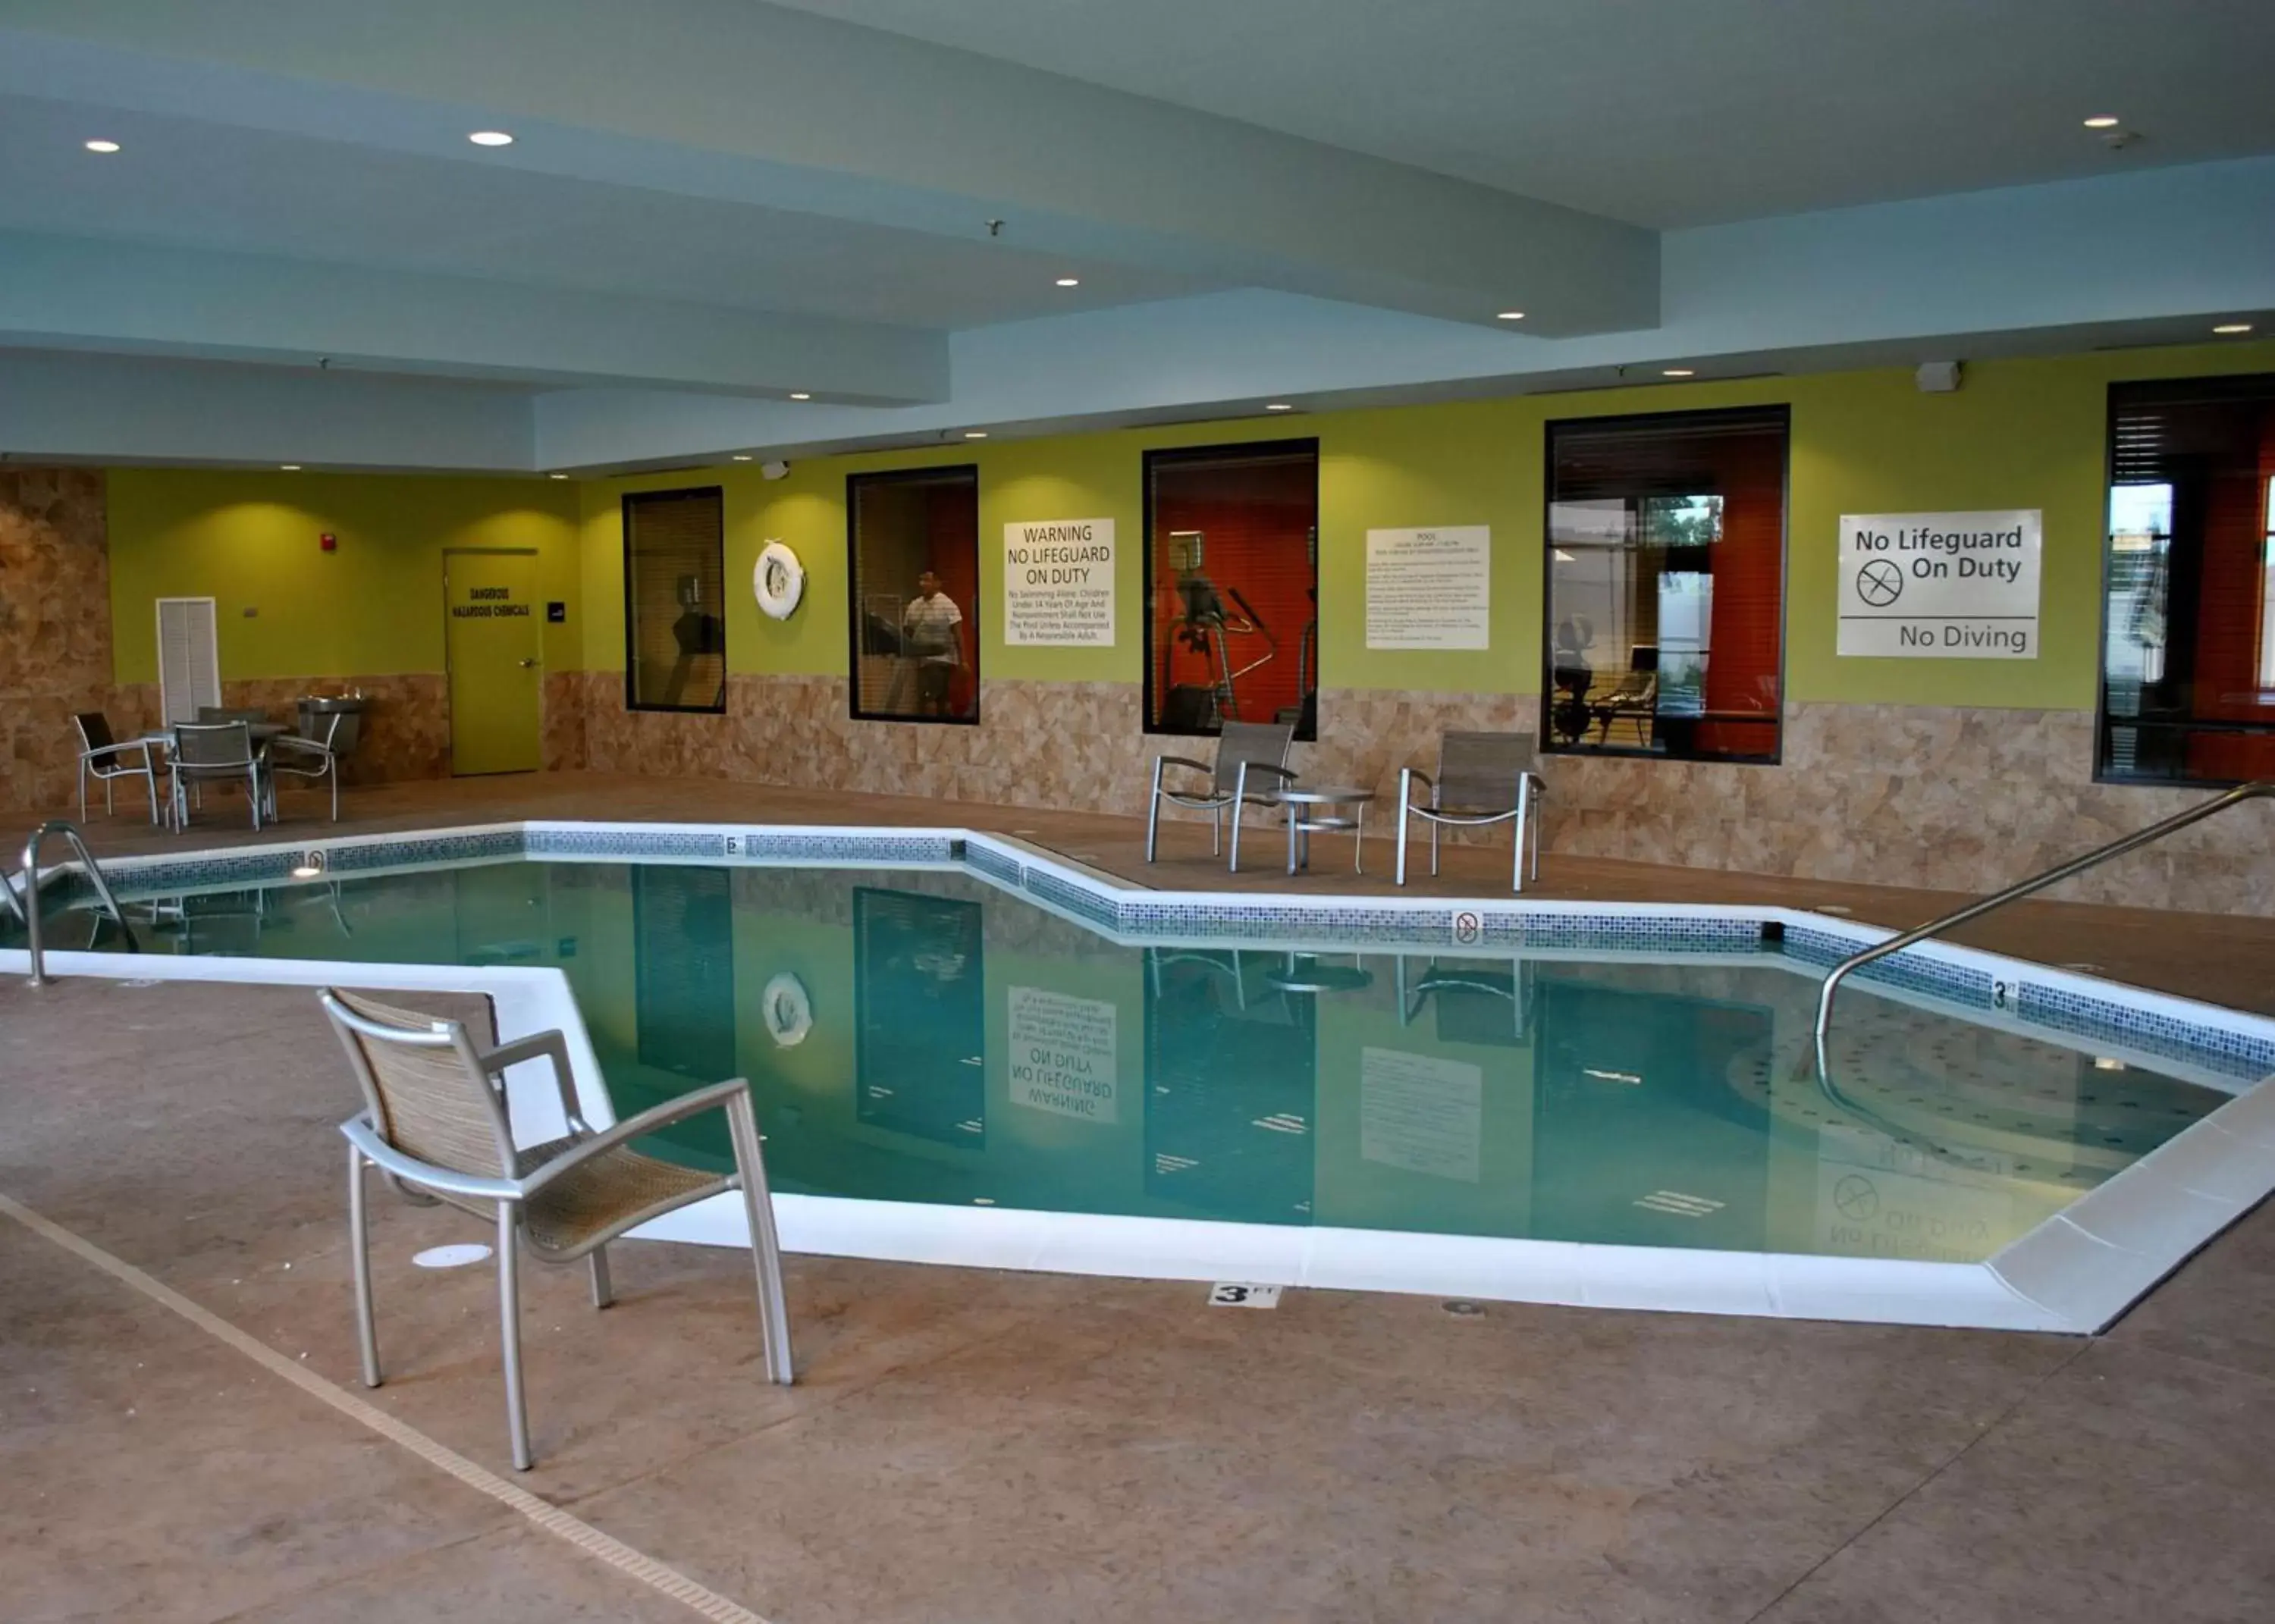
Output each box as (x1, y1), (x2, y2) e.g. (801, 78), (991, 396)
(8, 771), (2275, 1620)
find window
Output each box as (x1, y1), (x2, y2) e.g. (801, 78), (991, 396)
(848, 466), (980, 723)
(2101, 374), (2275, 784)
(622, 487), (726, 713)
(1144, 440), (1319, 738)
(1542, 406), (1787, 763)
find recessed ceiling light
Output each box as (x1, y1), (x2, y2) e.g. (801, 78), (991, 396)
(2082, 115), (2121, 129)
(963, 431), (988, 439)
(732, 454), (753, 461)
(1054, 277), (1081, 287)
(279, 463), (301, 471)
(789, 391), (811, 400)
(548, 472), (569, 479)
(1496, 310), (1526, 321)
(83, 139), (121, 154)
(2213, 322), (2254, 335)
(1662, 368), (1696, 378)
(1265, 403), (1293, 412)
(468, 130), (515, 147)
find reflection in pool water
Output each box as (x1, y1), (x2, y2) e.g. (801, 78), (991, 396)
(24, 861), (2232, 1265)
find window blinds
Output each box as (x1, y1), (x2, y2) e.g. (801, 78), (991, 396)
(623, 488), (726, 712)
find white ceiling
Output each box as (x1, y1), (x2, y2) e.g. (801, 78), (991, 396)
(764, 0), (2275, 226)
(0, 94), (1218, 330)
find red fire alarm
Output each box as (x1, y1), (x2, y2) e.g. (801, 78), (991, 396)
(319, 532), (337, 551)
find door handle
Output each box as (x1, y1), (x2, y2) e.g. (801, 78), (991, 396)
(519, 658), (538, 669)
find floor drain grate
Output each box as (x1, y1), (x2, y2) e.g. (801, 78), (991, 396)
(1442, 1300), (1486, 1318)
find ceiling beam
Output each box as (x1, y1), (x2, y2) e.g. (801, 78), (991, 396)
(0, 231), (949, 401)
(0, 0), (1658, 336)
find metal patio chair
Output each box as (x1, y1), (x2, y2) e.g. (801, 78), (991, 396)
(1144, 719), (1297, 871)
(71, 711), (162, 824)
(167, 720), (266, 832)
(1395, 730), (1546, 892)
(322, 987), (794, 1472)
(266, 709), (342, 822)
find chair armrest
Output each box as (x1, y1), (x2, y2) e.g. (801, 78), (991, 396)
(477, 1029), (592, 1134)
(82, 741), (152, 767)
(340, 1115), (522, 1201)
(518, 1078), (753, 1194)
(1241, 763), (1298, 783)
(267, 735), (333, 761)
(1154, 754), (1214, 777)
(1405, 767), (1436, 793)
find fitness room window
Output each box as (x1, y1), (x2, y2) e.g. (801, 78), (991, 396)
(848, 466), (981, 723)
(623, 486), (727, 713)
(1542, 406), (1787, 763)
(2101, 374), (2275, 784)
(1144, 439), (1320, 739)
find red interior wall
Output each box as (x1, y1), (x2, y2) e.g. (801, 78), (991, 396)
(924, 481), (980, 713)
(2182, 406), (2275, 779)
(1150, 452), (1316, 726)
(1696, 433), (1785, 757)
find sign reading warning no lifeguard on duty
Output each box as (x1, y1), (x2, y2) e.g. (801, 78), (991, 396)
(1837, 509), (2041, 659)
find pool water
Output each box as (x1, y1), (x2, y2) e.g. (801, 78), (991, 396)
(20, 860), (2231, 1265)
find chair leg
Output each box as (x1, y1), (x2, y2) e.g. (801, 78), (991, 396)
(329, 765), (339, 823)
(497, 1204), (532, 1470)
(726, 1091), (795, 1385)
(1512, 788), (1528, 894)
(1430, 817), (1442, 878)
(143, 769), (160, 826)
(1144, 760), (1163, 862)
(103, 776), (115, 816)
(588, 1245), (613, 1309)
(1210, 805), (1222, 857)
(347, 1143), (381, 1388)
(1395, 770), (1411, 886)
(77, 763), (88, 823)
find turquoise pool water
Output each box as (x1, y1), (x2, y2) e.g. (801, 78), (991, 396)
(14, 859), (2230, 1265)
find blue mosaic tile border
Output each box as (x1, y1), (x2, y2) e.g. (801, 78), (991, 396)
(1024, 867), (1121, 929)
(736, 831), (957, 864)
(964, 843), (1024, 886)
(1780, 923), (1995, 1006)
(528, 827), (726, 860)
(2017, 982), (2275, 1079)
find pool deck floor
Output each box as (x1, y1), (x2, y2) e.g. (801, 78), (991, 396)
(7, 771), (2275, 1620)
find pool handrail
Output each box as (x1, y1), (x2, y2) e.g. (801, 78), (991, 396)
(17, 820), (140, 986)
(1812, 780), (2275, 1077)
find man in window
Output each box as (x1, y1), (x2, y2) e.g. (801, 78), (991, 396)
(902, 569), (965, 717)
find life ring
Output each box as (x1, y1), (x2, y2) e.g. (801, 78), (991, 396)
(761, 972), (813, 1047)
(754, 541), (805, 620)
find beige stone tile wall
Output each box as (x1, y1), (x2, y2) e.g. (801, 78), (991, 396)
(1, 469), (114, 815)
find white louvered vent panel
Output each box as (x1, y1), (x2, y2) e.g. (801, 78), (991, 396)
(156, 597), (220, 725)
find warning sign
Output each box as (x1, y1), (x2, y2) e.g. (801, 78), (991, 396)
(1006, 986), (1118, 1124)
(1837, 509), (2041, 659)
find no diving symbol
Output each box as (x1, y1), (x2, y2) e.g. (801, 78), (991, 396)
(1451, 911), (1483, 946)
(1856, 559), (1904, 607)
(1833, 1174), (1879, 1221)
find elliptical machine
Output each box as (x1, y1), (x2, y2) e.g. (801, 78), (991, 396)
(1158, 529), (1277, 730)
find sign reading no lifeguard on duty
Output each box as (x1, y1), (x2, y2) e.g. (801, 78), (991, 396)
(1837, 509), (2041, 660)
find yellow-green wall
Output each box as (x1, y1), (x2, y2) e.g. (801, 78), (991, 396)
(106, 469), (581, 684)
(103, 337), (2275, 712)
(574, 337), (2274, 713)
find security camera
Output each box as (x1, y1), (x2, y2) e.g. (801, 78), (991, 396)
(760, 460), (791, 481)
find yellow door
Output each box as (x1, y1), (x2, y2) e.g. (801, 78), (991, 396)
(445, 549), (542, 776)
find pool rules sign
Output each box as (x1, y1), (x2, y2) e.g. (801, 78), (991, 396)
(1837, 509), (2041, 659)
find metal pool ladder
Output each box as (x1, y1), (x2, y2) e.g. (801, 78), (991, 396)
(7, 820), (140, 986)
(1812, 780), (2275, 1077)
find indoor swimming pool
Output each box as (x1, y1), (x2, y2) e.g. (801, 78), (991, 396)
(9, 850), (2248, 1274)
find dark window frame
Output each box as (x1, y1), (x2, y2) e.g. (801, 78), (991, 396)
(621, 484), (727, 716)
(1537, 403), (1791, 768)
(1141, 436), (1322, 741)
(2095, 372), (2275, 789)
(845, 463), (983, 727)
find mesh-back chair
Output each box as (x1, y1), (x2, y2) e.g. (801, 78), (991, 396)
(1144, 720), (1297, 872)
(267, 709), (342, 822)
(1395, 730), (1546, 892)
(168, 720), (265, 831)
(72, 712), (161, 824)
(322, 987), (793, 1471)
